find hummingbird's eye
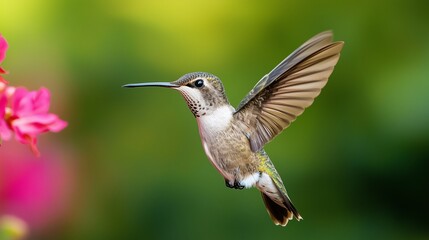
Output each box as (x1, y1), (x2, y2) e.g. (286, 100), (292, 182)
(194, 79), (204, 88)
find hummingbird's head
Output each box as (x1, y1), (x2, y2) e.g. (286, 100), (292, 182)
(123, 72), (230, 118)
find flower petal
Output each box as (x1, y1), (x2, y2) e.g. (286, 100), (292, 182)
(0, 121), (12, 140)
(12, 114), (56, 134)
(0, 94), (12, 140)
(11, 114), (67, 136)
(11, 87), (53, 117)
(47, 118), (68, 132)
(32, 88), (51, 114)
(12, 87), (31, 117)
(0, 93), (5, 118)
(0, 35), (8, 63)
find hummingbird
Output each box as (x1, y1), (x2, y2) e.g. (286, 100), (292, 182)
(123, 31), (344, 226)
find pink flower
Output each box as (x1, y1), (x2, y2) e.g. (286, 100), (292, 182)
(0, 146), (74, 231)
(0, 34), (8, 84)
(0, 87), (67, 156)
(0, 92), (9, 139)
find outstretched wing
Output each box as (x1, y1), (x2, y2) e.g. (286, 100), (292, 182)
(234, 31), (344, 152)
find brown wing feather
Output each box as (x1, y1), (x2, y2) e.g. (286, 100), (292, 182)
(235, 31), (335, 111)
(234, 32), (344, 152)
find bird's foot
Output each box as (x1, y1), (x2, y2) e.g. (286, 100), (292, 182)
(225, 179), (245, 190)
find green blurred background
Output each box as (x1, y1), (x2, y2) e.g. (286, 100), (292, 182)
(1, 0), (428, 239)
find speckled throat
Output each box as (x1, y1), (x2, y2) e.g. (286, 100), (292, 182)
(173, 72), (231, 118)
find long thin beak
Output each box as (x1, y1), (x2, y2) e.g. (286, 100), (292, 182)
(122, 82), (179, 88)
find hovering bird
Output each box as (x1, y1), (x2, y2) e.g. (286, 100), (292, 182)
(123, 31), (344, 226)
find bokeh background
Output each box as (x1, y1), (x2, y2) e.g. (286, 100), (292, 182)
(1, 0), (428, 239)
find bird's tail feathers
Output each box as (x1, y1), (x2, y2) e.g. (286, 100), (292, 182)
(257, 173), (302, 226)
